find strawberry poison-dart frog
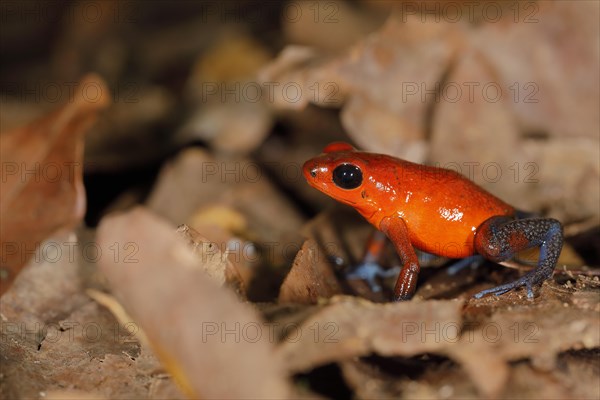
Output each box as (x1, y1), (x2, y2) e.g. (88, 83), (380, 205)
(303, 142), (563, 301)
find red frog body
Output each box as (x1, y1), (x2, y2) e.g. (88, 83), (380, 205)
(303, 142), (563, 301)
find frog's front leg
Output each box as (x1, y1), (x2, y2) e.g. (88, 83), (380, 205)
(473, 216), (563, 299)
(380, 216), (420, 301)
(346, 230), (400, 292)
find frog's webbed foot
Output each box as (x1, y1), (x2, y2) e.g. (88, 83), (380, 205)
(473, 269), (550, 299)
(347, 262), (400, 292)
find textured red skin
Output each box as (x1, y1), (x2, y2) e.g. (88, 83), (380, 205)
(303, 143), (515, 258)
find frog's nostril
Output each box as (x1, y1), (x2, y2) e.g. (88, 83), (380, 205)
(310, 168), (317, 178)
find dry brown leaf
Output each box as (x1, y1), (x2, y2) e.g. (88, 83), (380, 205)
(282, 0), (387, 52)
(44, 391), (107, 400)
(176, 223), (246, 297)
(1, 298), (171, 399)
(0, 74), (109, 295)
(97, 207), (292, 399)
(0, 226), (183, 398)
(442, 284), (600, 397)
(339, 356), (477, 400)
(278, 239), (344, 304)
(340, 95), (428, 163)
(456, 293), (600, 367)
(277, 296), (464, 373)
(261, 15), (465, 161)
(338, 359), (402, 399)
(186, 204), (257, 292)
(0, 234), (90, 327)
(471, 2), (599, 140)
(338, 15), (464, 160)
(86, 289), (151, 346)
(178, 101), (273, 155)
(430, 49), (524, 206)
(258, 45), (347, 110)
(275, 280), (598, 398)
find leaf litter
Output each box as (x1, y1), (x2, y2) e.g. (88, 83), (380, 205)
(1, 2), (599, 399)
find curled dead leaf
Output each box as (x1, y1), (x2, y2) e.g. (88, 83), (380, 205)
(97, 207), (291, 399)
(278, 238), (344, 304)
(176, 223), (246, 297)
(0, 74), (109, 295)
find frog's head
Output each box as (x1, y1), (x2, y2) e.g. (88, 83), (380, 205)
(303, 142), (395, 221)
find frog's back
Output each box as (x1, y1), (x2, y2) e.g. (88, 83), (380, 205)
(369, 156), (515, 257)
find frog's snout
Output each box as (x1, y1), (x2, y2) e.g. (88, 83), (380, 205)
(302, 160), (318, 180)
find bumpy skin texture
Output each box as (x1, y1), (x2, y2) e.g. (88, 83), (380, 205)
(303, 142), (563, 301)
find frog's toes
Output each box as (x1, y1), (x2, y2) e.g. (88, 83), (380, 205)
(473, 284), (513, 299)
(473, 272), (542, 299)
(347, 263), (400, 292)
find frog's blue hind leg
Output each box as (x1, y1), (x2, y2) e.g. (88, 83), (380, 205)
(446, 255), (485, 275)
(472, 216), (563, 299)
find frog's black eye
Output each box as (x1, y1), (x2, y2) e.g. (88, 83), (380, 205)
(332, 164), (362, 189)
